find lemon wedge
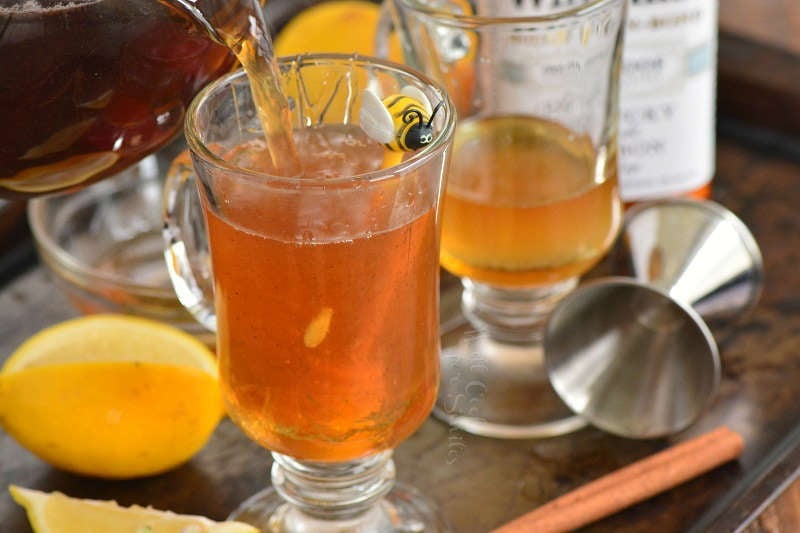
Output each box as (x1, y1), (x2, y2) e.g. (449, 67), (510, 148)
(9, 485), (258, 533)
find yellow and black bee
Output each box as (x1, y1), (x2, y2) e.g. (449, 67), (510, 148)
(360, 86), (443, 152)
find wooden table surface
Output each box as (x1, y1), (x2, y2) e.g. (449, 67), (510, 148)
(719, 3), (800, 531)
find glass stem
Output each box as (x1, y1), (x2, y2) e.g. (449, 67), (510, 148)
(461, 278), (578, 344)
(269, 451), (396, 531)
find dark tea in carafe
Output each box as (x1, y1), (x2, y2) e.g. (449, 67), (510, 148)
(0, 0), (235, 198)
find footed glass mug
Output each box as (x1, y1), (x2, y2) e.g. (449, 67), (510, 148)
(164, 54), (455, 531)
(379, 0), (626, 438)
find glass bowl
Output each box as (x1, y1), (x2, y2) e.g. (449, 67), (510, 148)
(27, 147), (213, 345)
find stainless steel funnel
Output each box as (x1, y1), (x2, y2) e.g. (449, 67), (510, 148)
(545, 278), (720, 438)
(612, 199), (764, 322)
(544, 199), (763, 438)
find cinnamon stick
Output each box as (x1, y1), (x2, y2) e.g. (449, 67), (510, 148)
(492, 426), (745, 533)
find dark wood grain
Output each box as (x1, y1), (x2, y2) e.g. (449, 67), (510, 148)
(746, 482), (800, 533)
(718, 32), (800, 138)
(716, 2), (800, 138)
(720, 0), (800, 56)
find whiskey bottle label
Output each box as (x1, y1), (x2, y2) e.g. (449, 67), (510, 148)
(619, 0), (717, 200)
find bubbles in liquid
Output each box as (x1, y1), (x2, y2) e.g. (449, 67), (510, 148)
(296, 126), (385, 180)
(300, 229), (314, 243)
(223, 126), (385, 179)
(225, 139), (273, 171)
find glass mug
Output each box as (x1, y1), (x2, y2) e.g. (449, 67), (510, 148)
(163, 54), (455, 531)
(379, 0), (627, 438)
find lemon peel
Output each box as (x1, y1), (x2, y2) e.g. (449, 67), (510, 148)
(304, 307), (333, 348)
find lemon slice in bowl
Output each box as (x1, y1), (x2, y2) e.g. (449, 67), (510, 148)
(10, 485), (258, 533)
(0, 315), (224, 479)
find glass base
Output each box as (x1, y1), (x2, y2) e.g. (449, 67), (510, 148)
(228, 483), (450, 532)
(435, 318), (586, 439)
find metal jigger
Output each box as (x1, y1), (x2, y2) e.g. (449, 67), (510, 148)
(610, 199), (764, 322)
(544, 199), (764, 438)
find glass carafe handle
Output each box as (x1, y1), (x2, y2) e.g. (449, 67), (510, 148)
(162, 151), (217, 333)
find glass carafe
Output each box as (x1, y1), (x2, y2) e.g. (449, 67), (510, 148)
(0, 0), (239, 199)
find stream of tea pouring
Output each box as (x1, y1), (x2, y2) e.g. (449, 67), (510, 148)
(165, 0), (301, 176)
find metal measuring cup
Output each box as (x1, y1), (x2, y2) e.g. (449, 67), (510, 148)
(543, 199), (764, 439)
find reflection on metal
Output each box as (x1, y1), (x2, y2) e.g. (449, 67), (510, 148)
(544, 199), (763, 439)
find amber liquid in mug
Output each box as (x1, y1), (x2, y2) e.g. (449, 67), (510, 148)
(203, 128), (439, 462)
(204, 0), (301, 176)
(440, 115), (622, 287)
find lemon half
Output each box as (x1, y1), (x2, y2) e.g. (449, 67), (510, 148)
(274, 1), (381, 56)
(0, 315), (223, 479)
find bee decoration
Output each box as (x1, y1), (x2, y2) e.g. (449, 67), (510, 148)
(360, 86), (444, 152)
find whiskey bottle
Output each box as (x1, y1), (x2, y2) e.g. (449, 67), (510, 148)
(619, 0), (718, 202)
